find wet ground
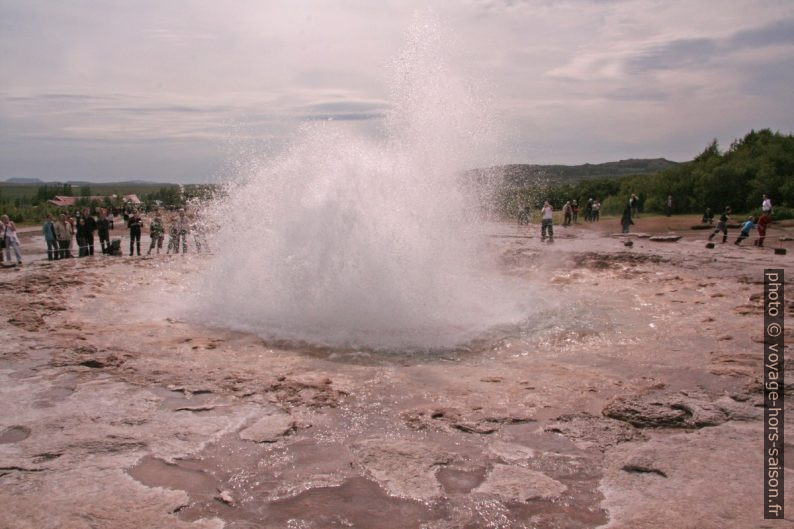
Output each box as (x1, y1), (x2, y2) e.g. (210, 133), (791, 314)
(0, 216), (792, 528)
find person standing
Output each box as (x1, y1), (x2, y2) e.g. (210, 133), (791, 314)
(517, 205), (530, 226)
(166, 217), (179, 254)
(762, 194), (772, 215)
(592, 199), (601, 222)
(97, 209), (111, 254)
(585, 198), (593, 222)
(540, 201), (554, 242)
(755, 211), (771, 247)
(629, 193), (639, 218)
(147, 212), (165, 255)
(571, 200), (579, 224)
(192, 222), (210, 253)
(562, 201), (572, 227)
(175, 209), (190, 254)
(54, 214), (71, 258)
(128, 210), (143, 256)
(620, 206), (633, 234)
(67, 215), (76, 256)
(708, 207), (731, 243)
(42, 214), (59, 260)
(82, 207), (97, 255)
(666, 195), (673, 217)
(76, 217), (89, 257)
(1, 215), (22, 265)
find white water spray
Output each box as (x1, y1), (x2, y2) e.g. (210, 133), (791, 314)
(190, 16), (534, 350)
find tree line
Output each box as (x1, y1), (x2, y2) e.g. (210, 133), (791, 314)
(0, 184), (220, 223)
(499, 129), (794, 219)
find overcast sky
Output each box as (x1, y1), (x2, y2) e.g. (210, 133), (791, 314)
(2, 0), (793, 183)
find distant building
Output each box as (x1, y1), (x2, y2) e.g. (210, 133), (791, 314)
(48, 196), (78, 207)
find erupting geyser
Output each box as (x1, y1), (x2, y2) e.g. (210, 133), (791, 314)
(191, 17), (534, 350)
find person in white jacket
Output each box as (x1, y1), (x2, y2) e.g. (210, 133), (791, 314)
(1, 214), (22, 265)
(762, 194), (772, 214)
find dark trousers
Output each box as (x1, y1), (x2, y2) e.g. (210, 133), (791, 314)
(99, 232), (110, 254)
(46, 239), (59, 260)
(58, 240), (71, 258)
(708, 223), (728, 243)
(85, 234), (94, 255)
(541, 219), (554, 240)
(130, 230), (141, 255)
(77, 237), (89, 257)
(148, 235), (163, 254)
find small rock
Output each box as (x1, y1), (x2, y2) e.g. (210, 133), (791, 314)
(215, 490), (235, 505)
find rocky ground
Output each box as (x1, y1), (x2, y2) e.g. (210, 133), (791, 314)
(1, 216), (792, 528)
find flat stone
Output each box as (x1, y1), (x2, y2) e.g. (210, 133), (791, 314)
(473, 464), (567, 502)
(486, 441), (535, 462)
(239, 411), (296, 443)
(352, 439), (453, 500)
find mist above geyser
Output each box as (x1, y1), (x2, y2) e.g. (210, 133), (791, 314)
(191, 17), (534, 350)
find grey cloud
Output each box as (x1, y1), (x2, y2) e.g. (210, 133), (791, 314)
(96, 104), (232, 114)
(625, 37), (718, 73)
(303, 101), (389, 113)
(602, 88), (669, 102)
(729, 18), (794, 48)
(5, 93), (120, 103)
(626, 18), (794, 73)
(302, 113), (385, 121)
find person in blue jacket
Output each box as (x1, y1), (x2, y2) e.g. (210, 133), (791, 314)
(734, 216), (755, 245)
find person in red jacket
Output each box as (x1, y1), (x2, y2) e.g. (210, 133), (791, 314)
(755, 211), (771, 247)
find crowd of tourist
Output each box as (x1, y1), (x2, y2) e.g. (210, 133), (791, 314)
(1, 206), (211, 266)
(0, 193), (782, 266)
(518, 193), (776, 246)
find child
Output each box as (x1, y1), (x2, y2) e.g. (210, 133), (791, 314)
(734, 216), (755, 245)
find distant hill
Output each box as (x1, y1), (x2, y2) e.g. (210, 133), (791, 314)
(2, 179), (174, 186)
(4, 177), (44, 184)
(472, 158), (679, 187)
